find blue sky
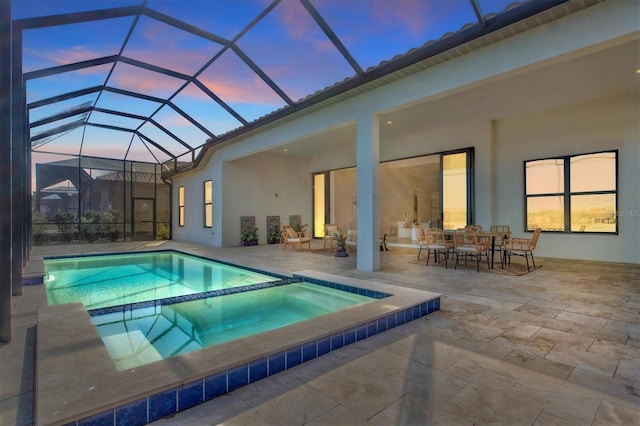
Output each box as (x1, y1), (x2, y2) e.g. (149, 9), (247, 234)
(14, 0), (516, 163)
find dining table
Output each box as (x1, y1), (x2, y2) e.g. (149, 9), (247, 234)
(444, 229), (509, 270)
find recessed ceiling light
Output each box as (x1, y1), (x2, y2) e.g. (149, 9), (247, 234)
(386, 120), (393, 125)
(636, 68), (640, 74)
(283, 148), (288, 152)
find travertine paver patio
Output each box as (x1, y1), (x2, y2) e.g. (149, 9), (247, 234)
(1, 240), (638, 425)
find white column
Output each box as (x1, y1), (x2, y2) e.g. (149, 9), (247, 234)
(356, 113), (380, 272)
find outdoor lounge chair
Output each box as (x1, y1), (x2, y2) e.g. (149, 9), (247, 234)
(345, 229), (357, 251)
(323, 224), (339, 251)
(282, 225), (311, 251)
(344, 230), (388, 252)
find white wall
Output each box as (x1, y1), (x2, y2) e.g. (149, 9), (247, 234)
(170, 167), (215, 246)
(221, 152), (311, 246)
(172, 152), (311, 246)
(170, 1), (639, 264)
(494, 93), (639, 263)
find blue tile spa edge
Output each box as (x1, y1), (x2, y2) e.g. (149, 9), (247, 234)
(69, 296), (440, 426)
(87, 277), (390, 317)
(86, 278), (301, 316)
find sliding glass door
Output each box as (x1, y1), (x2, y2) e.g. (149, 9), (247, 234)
(313, 172), (329, 238)
(442, 150), (473, 230)
(313, 147), (474, 238)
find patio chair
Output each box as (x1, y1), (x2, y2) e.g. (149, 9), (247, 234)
(323, 224), (339, 251)
(282, 225), (311, 251)
(343, 230), (388, 252)
(424, 228), (454, 268)
(454, 229), (490, 272)
(415, 225), (428, 260)
(380, 233), (388, 251)
(502, 227), (541, 272)
(464, 224), (484, 233)
(489, 225), (511, 265)
(345, 229), (357, 251)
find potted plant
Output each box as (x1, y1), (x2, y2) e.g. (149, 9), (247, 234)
(157, 223), (170, 240)
(241, 227), (259, 246)
(291, 222), (308, 235)
(267, 223), (282, 244)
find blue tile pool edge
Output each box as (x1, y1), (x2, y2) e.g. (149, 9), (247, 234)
(41, 249), (290, 281)
(64, 296), (441, 425)
(29, 248), (287, 287)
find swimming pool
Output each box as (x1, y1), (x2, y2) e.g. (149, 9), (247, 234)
(36, 250), (442, 425)
(44, 251), (280, 309)
(91, 282), (376, 370)
(43, 250), (387, 370)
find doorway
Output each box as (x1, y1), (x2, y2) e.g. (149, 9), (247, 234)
(315, 147), (474, 236)
(132, 198), (155, 240)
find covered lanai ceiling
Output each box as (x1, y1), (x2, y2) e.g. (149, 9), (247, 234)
(13, 0), (570, 173)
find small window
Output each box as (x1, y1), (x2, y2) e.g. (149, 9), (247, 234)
(178, 186), (185, 227)
(525, 151), (617, 233)
(204, 180), (212, 228)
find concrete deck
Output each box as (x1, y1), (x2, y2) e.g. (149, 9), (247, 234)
(1, 240), (639, 425)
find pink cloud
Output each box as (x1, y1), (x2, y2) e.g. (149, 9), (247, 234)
(276, 0), (339, 55)
(110, 63), (185, 97)
(279, 0), (312, 39)
(25, 45), (117, 74)
(196, 73), (280, 105)
(124, 18), (222, 75)
(123, 46), (214, 76)
(156, 113), (192, 128)
(184, 51), (283, 106)
(372, 0), (433, 36)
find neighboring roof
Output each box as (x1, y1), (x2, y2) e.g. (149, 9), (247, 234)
(41, 194), (63, 200)
(40, 180), (77, 194)
(14, 0), (572, 174)
(94, 170), (161, 184)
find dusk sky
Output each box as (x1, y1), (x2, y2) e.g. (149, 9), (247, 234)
(13, 0), (517, 164)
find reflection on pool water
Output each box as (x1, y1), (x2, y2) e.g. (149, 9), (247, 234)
(44, 251), (279, 309)
(91, 282), (375, 370)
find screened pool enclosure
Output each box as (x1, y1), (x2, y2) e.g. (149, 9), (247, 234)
(1, 0), (581, 341)
(33, 156), (170, 244)
(10, 0), (561, 246)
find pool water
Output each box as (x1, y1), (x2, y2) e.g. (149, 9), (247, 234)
(91, 282), (375, 370)
(44, 251), (279, 309)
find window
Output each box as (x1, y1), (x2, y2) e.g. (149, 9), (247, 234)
(203, 180), (212, 228)
(525, 151), (617, 233)
(178, 186), (185, 227)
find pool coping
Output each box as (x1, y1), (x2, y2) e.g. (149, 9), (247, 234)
(35, 269), (441, 425)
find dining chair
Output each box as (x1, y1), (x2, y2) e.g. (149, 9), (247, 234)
(502, 227), (541, 272)
(425, 228), (454, 268)
(454, 229), (490, 272)
(489, 225), (511, 266)
(415, 225), (428, 260)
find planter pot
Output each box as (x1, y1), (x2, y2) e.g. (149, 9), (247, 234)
(243, 240), (258, 246)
